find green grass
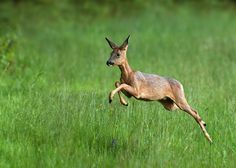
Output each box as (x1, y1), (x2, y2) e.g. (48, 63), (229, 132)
(0, 2), (236, 167)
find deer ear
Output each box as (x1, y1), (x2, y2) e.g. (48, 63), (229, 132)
(120, 35), (130, 50)
(105, 37), (117, 49)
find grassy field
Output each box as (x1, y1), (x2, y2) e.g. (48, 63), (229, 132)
(0, 2), (236, 167)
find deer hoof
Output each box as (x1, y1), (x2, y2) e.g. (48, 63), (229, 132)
(109, 92), (114, 104)
(124, 103), (128, 106)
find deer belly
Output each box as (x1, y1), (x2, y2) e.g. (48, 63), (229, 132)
(138, 88), (165, 101)
(139, 87), (169, 101)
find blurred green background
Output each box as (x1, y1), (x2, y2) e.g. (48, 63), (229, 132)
(0, 0), (236, 167)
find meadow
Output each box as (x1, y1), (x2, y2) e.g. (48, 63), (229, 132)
(0, 1), (236, 167)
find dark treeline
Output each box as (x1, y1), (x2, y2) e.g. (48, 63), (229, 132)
(2, 0), (236, 5)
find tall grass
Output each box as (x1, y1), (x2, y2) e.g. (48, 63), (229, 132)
(0, 2), (236, 167)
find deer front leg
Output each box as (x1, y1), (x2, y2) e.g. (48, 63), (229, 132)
(109, 84), (138, 104)
(115, 81), (128, 106)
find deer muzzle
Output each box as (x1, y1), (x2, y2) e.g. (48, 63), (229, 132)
(106, 61), (114, 66)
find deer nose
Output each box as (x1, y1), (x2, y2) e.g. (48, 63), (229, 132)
(106, 61), (114, 66)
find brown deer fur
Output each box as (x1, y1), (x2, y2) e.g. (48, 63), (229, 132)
(105, 35), (212, 143)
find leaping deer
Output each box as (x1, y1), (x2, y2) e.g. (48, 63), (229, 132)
(105, 35), (212, 143)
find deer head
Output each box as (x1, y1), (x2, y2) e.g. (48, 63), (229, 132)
(105, 35), (130, 66)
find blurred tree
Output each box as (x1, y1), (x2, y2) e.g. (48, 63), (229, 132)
(0, 0), (235, 5)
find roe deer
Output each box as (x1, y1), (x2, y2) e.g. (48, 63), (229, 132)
(105, 35), (212, 143)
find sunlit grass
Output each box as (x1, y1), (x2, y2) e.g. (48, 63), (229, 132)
(0, 3), (236, 167)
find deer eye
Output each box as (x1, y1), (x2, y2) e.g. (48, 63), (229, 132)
(117, 53), (120, 57)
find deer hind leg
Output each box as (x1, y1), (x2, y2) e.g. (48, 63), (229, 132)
(190, 107), (206, 126)
(115, 81), (128, 106)
(170, 83), (212, 142)
(175, 98), (212, 143)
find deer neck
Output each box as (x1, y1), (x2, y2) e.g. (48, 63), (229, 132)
(119, 60), (133, 82)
